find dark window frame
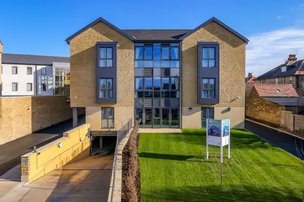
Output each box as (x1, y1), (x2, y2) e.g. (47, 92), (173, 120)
(27, 67), (33, 75)
(27, 83), (32, 91)
(201, 107), (214, 128)
(99, 47), (113, 68)
(41, 67), (47, 75)
(99, 78), (113, 99)
(96, 42), (117, 103)
(12, 82), (18, 91)
(12, 66), (18, 74)
(198, 42), (220, 104)
(201, 78), (216, 99)
(101, 107), (114, 129)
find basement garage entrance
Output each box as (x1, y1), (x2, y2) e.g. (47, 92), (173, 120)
(91, 133), (117, 155)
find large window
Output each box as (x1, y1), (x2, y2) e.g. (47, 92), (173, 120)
(202, 47), (216, 68)
(41, 67), (47, 75)
(101, 107), (114, 128)
(99, 78), (113, 99)
(135, 43), (180, 68)
(202, 107), (214, 128)
(202, 78), (215, 99)
(99, 47), (113, 67)
(12, 82), (18, 91)
(12, 66), (18, 74)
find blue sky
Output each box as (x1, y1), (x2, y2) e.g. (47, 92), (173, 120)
(1, 0), (304, 76)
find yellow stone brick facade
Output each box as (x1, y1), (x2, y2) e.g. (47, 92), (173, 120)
(69, 21), (134, 132)
(181, 22), (246, 128)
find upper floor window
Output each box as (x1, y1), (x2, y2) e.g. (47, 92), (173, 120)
(135, 43), (180, 68)
(12, 82), (18, 91)
(41, 67), (47, 75)
(202, 78), (215, 98)
(12, 66), (18, 74)
(202, 47), (216, 68)
(27, 67), (33, 75)
(281, 66), (286, 72)
(99, 78), (113, 98)
(99, 47), (113, 67)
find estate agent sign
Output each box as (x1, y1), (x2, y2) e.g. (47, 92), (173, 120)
(206, 118), (231, 163)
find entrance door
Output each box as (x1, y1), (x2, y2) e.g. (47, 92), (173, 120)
(162, 108), (170, 127)
(171, 109), (179, 128)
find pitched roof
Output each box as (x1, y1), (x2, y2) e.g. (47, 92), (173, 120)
(254, 84), (299, 97)
(65, 17), (248, 44)
(180, 17), (249, 43)
(123, 29), (190, 41)
(2, 53), (69, 65)
(257, 59), (304, 80)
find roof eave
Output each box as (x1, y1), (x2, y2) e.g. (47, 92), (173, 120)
(65, 17), (135, 44)
(180, 17), (249, 44)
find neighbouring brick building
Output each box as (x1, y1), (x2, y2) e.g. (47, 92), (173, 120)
(246, 84), (304, 126)
(256, 54), (304, 96)
(66, 17), (248, 139)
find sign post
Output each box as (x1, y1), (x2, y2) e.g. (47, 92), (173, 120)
(206, 118), (230, 163)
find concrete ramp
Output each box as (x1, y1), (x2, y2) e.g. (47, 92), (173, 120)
(0, 154), (113, 202)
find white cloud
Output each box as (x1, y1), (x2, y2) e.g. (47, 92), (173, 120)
(246, 28), (304, 77)
(276, 15), (283, 20)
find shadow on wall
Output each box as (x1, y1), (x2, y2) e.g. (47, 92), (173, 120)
(31, 96), (72, 132)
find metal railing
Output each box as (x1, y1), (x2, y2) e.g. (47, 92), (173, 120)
(109, 118), (133, 202)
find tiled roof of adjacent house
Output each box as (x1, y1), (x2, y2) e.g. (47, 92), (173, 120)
(257, 59), (304, 80)
(254, 84), (299, 97)
(2, 53), (69, 65)
(123, 29), (190, 41)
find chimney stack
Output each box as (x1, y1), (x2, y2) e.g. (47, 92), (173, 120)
(247, 72), (253, 79)
(286, 54), (297, 64)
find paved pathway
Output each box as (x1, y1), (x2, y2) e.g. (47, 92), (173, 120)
(245, 119), (304, 160)
(0, 154), (113, 202)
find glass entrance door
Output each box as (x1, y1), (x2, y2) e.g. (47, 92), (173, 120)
(153, 108), (161, 127)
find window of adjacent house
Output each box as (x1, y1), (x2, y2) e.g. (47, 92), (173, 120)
(202, 47), (216, 68)
(101, 107), (114, 128)
(201, 107), (214, 128)
(281, 66), (286, 72)
(12, 82), (18, 91)
(27, 67), (32, 75)
(202, 78), (215, 98)
(41, 67), (47, 75)
(99, 47), (113, 67)
(99, 78), (113, 98)
(27, 83), (32, 91)
(12, 66), (18, 74)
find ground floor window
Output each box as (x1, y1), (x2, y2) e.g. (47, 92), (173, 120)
(202, 107), (214, 128)
(135, 108), (179, 128)
(101, 107), (114, 128)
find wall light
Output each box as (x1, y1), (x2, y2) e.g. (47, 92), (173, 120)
(57, 142), (62, 148)
(79, 137), (83, 142)
(188, 107), (193, 112)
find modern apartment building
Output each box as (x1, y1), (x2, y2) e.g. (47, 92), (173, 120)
(1, 53), (70, 96)
(67, 17), (248, 134)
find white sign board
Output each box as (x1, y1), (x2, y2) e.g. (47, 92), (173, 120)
(206, 119), (230, 163)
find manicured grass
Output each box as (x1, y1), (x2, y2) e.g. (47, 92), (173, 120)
(139, 129), (304, 202)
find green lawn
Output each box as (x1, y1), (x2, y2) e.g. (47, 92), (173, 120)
(139, 129), (304, 202)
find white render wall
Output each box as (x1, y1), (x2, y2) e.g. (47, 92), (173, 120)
(1, 64), (53, 96)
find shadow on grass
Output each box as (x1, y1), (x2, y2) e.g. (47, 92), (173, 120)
(142, 185), (301, 202)
(139, 152), (194, 161)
